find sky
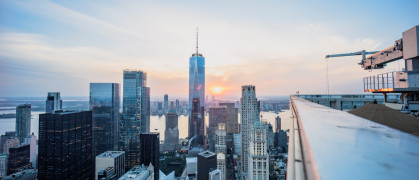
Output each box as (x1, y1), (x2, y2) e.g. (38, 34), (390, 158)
(0, 0), (418, 99)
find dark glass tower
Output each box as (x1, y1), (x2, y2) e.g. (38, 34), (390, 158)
(197, 151), (217, 180)
(120, 69), (150, 170)
(90, 83), (120, 156)
(164, 94), (169, 114)
(7, 144), (30, 175)
(15, 104), (31, 143)
(164, 108), (179, 152)
(38, 111), (93, 179)
(189, 98), (205, 145)
(139, 133), (160, 180)
(46, 92), (62, 113)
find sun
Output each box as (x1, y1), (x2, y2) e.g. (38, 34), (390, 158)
(211, 86), (225, 94)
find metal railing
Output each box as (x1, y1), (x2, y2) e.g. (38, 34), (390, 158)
(363, 71), (398, 91)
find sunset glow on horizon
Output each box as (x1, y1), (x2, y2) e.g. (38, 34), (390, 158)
(211, 86), (225, 95)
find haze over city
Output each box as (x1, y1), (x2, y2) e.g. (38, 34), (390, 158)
(1, 0), (418, 97)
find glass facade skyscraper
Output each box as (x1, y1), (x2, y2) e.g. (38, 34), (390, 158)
(89, 83), (120, 156)
(120, 69), (150, 170)
(15, 104), (31, 143)
(188, 52), (205, 113)
(38, 111), (93, 179)
(46, 92), (62, 113)
(188, 32), (205, 143)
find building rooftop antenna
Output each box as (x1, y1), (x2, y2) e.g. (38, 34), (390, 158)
(196, 27), (199, 55)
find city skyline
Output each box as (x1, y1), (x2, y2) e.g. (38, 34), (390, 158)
(1, 0), (418, 97)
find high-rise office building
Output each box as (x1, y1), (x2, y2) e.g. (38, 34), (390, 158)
(188, 30), (205, 121)
(189, 98), (205, 145)
(219, 103), (239, 134)
(175, 99), (181, 114)
(217, 152), (226, 180)
(38, 111), (93, 179)
(265, 122), (275, 148)
(275, 116), (281, 132)
(215, 123), (227, 154)
(209, 107), (227, 137)
(240, 85), (260, 174)
(164, 109), (179, 152)
(23, 133), (36, 168)
(0, 132), (15, 153)
(248, 121), (269, 179)
(2, 138), (19, 154)
(95, 151), (125, 180)
(209, 103), (238, 151)
(197, 151), (217, 180)
(275, 130), (288, 149)
(139, 133), (159, 180)
(15, 104), (31, 143)
(90, 83), (120, 156)
(164, 94), (169, 114)
(0, 153), (7, 178)
(120, 69), (150, 169)
(7, 144), (30, 175)
(46, 92), (62, 113)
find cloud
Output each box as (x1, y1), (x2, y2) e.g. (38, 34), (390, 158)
(0, 1), (405, 97)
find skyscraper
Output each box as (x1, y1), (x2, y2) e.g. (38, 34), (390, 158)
(215, 123), (227, 154)
(197, 151), (216, 180)
(219, 103), (239, 134)
(175, 99), (181, 114)
(120, 69), (150, 169)
(164, 94), (169, 114)
(15, 104), (31, 143)
(139, 133), (160, 180)
(90, 83), (120, 156)
(7, 144), (30, 175)
(189, 98), (205, 145)
(164, 108), (179, 152)
(46, 92), (62, 113)
(217, 152), (226, 180)
(188, 30), (205, 139)
(248, 121), (269, 179)
(275, 116), (281, 132)
(240, 85), (260, 174)
(38, 111), (93, 179)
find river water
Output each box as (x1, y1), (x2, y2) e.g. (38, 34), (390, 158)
(0, 99), (292, 140)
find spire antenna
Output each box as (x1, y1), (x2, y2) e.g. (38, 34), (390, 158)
(196, 27), (198, 55)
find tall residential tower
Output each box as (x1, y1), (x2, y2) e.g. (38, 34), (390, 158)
(15, 104), (31, 143)
(240, 85), (260, 175)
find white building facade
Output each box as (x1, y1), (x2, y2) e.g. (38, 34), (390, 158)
(248, 121), (269, 180)
(217, 153), (226, 180)
(95, 151), (125, 180)
(215, 123), (227, 154)
(240, 85), (260, 175)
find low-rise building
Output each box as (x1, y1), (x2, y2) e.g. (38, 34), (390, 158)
(96, 151), (125, 180)
(119, 164), (154, 180)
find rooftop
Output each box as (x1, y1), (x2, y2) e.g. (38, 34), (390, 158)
(96, 151), (125, 158)
(198, 150), (216, 158)
(289, 96), (419, 180)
